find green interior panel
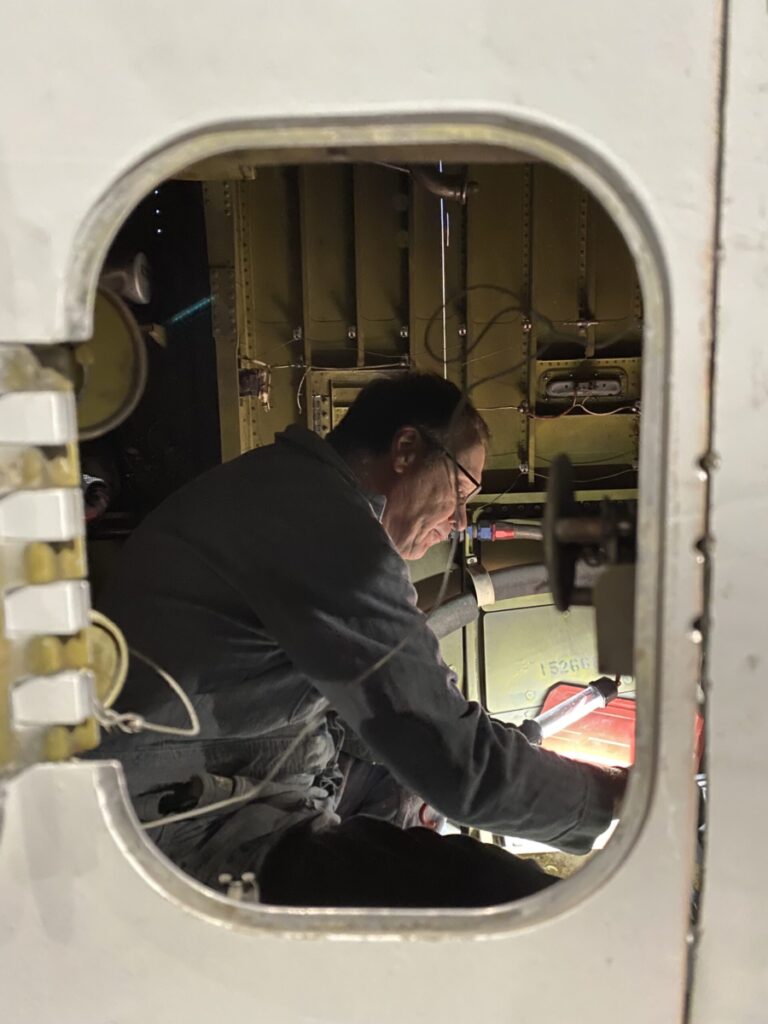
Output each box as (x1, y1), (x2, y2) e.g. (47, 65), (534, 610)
(533, 414), (639, 469)
(408, 174), (464, 386)
(234, 171), (304, 449)
(300, 165), (357, 364)
(465, 164), (530, 472)
(483, 603), (601, 718)
(353, 165), (409, 363)
(207, 157), (643, 494)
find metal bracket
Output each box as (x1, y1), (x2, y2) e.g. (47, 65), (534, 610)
(466, 560), (496, 609)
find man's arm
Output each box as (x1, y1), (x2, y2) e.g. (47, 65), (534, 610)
(245, 488), (620, 854)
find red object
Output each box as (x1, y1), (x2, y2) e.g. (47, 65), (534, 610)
(539, 683), (704, 768)
(492, 524), (520, 541)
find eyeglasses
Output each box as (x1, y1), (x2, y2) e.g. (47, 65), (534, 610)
(442, 449), (482, 499)
(416, 428), (482, 500)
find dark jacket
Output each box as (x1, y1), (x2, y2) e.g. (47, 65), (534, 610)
(95, 426), (615, 885)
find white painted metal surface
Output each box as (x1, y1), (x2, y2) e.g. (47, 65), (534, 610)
(0, 391), (76, 444)
(0, 2), (726, 1021)
(0, 488), (84, 540)
(4, 580), (91, 636)
(11, 670), (95, 726)
(689, 3), (768, 1021)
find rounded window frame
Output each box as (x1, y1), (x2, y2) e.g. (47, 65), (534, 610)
(67, 114), (669, 938)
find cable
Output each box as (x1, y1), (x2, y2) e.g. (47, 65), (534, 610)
(535, 450), (636, 466)
(421, 282), (641, 367)
(90, 611), (200, 740)
(295, 365), (311, 414)
(470, 471), (525, 522)
(476, 399), (638, 420)
(533, 467), (636, 485)
(576, 399), (638, 417)
(295, 361), (409, 415)
(89, 608), (128, 709)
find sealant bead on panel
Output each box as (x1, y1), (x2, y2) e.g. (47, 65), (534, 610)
(63, 633), (89, 670)
(4, 579), (90, 636)
(44, 726), (73, 762)
(24, 542), (58, 584)
(0, 392), (77, 445)
(48, 450), (80, 488)
(0, 488), (84, 541)
(0, 345), (48, 389)
(70, 717), (100, 753)
(26, 635), (65, 675)
(58, 542), (86, 580)
(20, 449), (45, 487)
(11, 668), (96, 726)
(73, 343), (95, 369)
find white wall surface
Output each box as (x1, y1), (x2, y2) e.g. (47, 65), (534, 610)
(0, 3), (726, 1022)
(690, 2), (768, 1021)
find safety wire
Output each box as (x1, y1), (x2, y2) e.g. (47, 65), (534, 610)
(113, 284), (640, 832)
(90, 610), (200, 739)
(294, 360), (406, 415)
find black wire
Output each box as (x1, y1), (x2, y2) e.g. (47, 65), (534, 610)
(471, 471), (525, 519)
(534, 467), (636, 485)
(422, 282), (641, 367)
(535, 451), (636, 467)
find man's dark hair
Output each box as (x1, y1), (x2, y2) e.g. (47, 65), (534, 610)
(327, 372), (489, 459)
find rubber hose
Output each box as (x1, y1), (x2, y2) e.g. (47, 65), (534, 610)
(427, 562), (599, 639)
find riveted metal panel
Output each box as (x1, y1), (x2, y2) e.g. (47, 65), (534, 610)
(203, 183), (241, 461)
(484, 603), (600, 716)
(408, 174), (463, 384)
(235, 170), (304, 449)
(466, 164), (531, 472)
(352, 165), (409, 364)
(300, 165), (356, 365)
(533, 415), (639, 469)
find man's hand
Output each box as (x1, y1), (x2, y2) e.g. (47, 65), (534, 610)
(593, 765), (629, 818)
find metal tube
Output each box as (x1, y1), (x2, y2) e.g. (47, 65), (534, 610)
(427, 562), (601, 639)
(465, 522), (543, 542)
(533, 676), (620, 741)
(410, 167), (479, 204)
(535, 685), (608, 739)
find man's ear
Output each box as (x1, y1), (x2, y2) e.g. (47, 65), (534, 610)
(390, 426), (421, 475)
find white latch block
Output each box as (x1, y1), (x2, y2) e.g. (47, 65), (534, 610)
(0, 392), (76, 445)
(4, 580), (90, 635)
(0, 488), (84, 540)
(12, 669), (95, 726)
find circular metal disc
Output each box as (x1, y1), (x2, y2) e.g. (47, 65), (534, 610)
(76, 288), (148, 440)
